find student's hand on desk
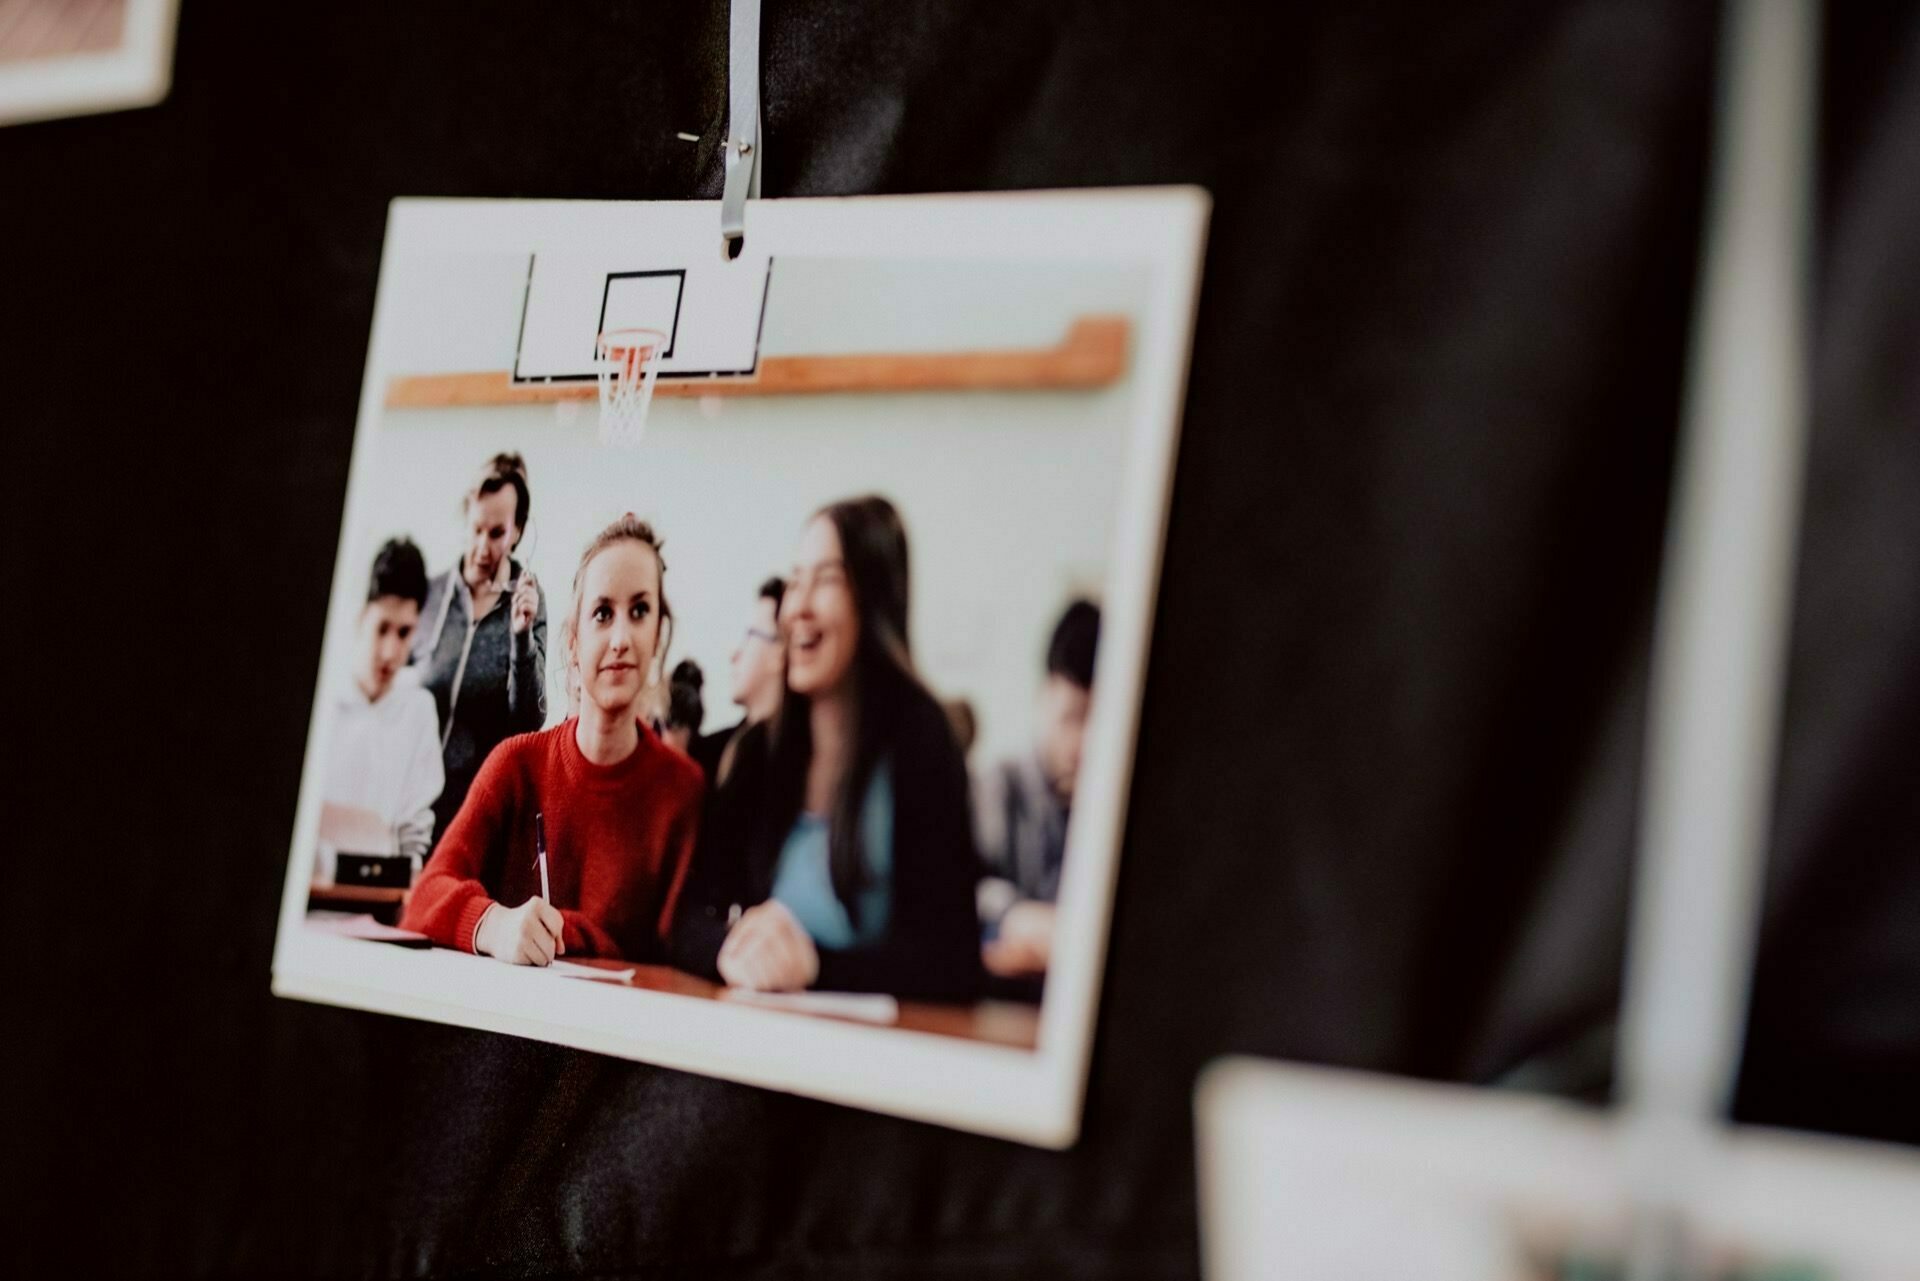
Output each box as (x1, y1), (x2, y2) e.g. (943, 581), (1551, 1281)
(983, 901), (1055, 977)
(510, 572), (539, 636)
(475, 897), (566, 965)
(717, 901), (819, 991)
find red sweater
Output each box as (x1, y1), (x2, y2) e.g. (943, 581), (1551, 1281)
(401, 720), (704, 960)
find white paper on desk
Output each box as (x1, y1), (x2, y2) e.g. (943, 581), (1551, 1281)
(307, 911), (430, 945)
(538, 960), (635, 982)
(723, 989), (900, 1024)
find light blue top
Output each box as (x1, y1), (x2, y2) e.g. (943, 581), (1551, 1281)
(769, 762), (894, 949)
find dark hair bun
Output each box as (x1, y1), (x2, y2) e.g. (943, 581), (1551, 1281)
(666, 658), (705, 730)
(472, 452), (532, 531)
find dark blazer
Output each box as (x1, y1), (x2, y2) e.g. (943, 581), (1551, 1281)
(671, 685), (984, 1001)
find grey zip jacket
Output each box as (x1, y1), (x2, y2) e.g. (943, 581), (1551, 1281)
(409, 557), (547, 843)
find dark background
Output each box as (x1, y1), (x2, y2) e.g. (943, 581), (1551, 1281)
(9, 2), (1917, 1276)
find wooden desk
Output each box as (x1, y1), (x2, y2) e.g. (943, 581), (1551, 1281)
(304, 913), (1040, 1050)
(563, 957), (1041, 1051)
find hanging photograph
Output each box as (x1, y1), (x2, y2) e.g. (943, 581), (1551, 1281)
(271, 190), (1208, 1145)
(0, 0), (178, 127)
(1197, 1060), (1920, 1281)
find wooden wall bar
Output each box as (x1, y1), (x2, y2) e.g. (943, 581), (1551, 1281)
(383, 315), (1130, 409)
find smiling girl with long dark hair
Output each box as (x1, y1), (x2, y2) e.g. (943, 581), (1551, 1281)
(672, 496), (982, 1000)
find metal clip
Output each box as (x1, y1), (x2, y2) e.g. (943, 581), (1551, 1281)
(720, 0), (762, 259)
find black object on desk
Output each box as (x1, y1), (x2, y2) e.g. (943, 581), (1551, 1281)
(334, 853), (413, 888)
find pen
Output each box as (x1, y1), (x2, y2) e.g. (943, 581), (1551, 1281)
(535, 811), (550, 902)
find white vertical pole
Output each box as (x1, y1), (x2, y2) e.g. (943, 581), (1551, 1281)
(1617, 0), (1818, 1258)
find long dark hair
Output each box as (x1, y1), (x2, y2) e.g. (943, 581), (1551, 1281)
(764, 495), (924, 925)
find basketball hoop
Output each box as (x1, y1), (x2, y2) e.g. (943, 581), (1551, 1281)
(595, 327), (667, 447)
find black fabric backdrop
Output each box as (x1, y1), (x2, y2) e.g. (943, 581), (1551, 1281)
(9, 2), (1917, 1276)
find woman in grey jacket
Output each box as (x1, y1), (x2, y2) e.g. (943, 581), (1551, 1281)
(411, 452), (548, 845)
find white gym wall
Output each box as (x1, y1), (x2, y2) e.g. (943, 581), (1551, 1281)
(349, 253), (1148, 770)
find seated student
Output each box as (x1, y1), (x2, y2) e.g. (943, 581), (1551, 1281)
(659, 659), (705, 758)
(974, 599), (1101, 981)
(401, 514), (704, 964)
(690, 576), (786, 783)
(317, 537), (444, 882)
(672, 497), (982, 1000)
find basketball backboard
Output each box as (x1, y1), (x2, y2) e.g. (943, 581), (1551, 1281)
(512, 250), (772, 384)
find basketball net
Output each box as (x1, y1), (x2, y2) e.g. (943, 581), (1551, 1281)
(595, 328), (667, 448)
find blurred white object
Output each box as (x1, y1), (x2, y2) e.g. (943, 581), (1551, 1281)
(1197, 1059), (1920, 1281)
(0, 0), (179, 127)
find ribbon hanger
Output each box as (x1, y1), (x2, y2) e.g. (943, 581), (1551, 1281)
(720, 0), (762, 259)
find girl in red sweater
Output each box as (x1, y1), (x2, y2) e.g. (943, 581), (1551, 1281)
(402, 514), (704, 964)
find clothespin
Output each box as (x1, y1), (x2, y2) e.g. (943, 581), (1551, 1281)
(720, 0), (762, 260)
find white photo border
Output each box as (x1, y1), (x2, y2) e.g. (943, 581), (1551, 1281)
(271, 189), (1210, 1147)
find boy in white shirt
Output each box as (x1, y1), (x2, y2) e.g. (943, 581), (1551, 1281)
(316, 538), (445, 883)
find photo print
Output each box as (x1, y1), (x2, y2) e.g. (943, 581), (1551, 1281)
(272, 191), (1208, 1145)
(0, 0), (178, 127)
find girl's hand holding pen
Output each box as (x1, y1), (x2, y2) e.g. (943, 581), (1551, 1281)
(476, 897), (565, 965)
